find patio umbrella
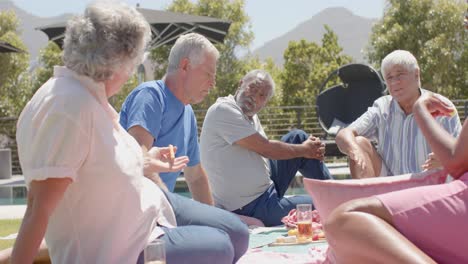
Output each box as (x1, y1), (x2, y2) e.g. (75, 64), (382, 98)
(0, 41), (25, 53)
(36, 8), (231, 49)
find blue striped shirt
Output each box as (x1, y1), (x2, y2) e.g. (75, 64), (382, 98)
(348, 89), (462, 176)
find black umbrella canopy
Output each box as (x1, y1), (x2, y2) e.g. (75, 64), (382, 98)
(0, 41), (25, 53)
(36, 8), (231, 49)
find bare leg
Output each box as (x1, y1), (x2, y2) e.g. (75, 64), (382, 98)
(349, 136), (382, 179)
(324, 197), (436, 264)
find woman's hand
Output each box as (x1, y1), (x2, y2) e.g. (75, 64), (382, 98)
(144, 146), (189, 174)
(414, 93), (455, 118)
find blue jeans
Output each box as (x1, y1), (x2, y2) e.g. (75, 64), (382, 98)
(233, 129), (332, 226)
(137, 191), (249, 264)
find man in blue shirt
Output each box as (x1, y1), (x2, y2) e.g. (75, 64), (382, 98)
(120, 33), (219, 205)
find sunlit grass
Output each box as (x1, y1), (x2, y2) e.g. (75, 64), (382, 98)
(0, 219), (21, 250)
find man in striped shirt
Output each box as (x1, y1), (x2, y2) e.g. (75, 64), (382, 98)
(335, 50), (462, 178)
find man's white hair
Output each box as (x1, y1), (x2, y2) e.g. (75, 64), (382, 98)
(166, 33), (220, 73)
(240, 69), (275, 99)
(381, 50), (420, 85)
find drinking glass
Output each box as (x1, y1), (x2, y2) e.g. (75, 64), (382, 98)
(144, 239), (166, 264)
(296, 204), (313, 239)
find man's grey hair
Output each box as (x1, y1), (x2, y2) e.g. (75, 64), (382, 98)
(381, 50), (420, 81)
(166, 33), (220, 73)
(240, 69), (275, 99)
(62, 1), (151, 82)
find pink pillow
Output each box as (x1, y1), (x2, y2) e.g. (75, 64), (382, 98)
(303, 169), (447, 221)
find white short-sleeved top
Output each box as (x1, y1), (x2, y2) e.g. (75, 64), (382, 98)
(16, 66), (176, 264)
(348, 89), (462, 176)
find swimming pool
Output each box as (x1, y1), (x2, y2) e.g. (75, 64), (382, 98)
(0, 186), (27, 205)
(0, 186), (310, 206)
(0, 163), (349, 206)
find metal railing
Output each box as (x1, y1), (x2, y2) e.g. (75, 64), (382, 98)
(2, 100), (467, 175)
(195, 99), (468, 140)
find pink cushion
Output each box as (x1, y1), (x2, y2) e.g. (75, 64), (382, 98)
(303, 169), (447, 221)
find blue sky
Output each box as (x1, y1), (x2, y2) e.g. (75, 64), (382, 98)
(11, 0), (385, 49)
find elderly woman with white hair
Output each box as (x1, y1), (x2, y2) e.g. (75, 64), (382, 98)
(335, 50), (461, 179)
(10, 2), (248, 264)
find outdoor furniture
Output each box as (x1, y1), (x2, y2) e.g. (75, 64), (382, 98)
(36, 8), (231, 49)
(0, 41), (25, 53)
(315, 63), (386, 138)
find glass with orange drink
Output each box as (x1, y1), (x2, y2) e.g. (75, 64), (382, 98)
(296, 204), (313, 239)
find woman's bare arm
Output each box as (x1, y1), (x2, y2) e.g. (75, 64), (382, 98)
(11, 178), (71, 264)
(413, 94), (468, 178)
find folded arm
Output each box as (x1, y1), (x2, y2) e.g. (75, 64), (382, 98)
(235, 132), (325, 160)
(413, 94), (468, 178)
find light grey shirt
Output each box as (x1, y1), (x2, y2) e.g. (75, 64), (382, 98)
(200, 95), (272, 211)
(348, 89), (462, 176)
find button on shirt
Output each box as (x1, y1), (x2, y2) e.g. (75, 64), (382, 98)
(348, 89), (462, 176)
(16, 66), (176, 264)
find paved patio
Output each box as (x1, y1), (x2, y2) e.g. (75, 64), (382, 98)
(0, 205), (25, 219)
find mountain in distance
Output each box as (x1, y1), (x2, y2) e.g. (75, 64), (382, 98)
(253, 7), (379, 65)
(0, 0), (72, 62)
(2, 2), (377, 67)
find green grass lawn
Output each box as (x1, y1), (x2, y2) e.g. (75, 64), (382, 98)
(0, 219), (21, 250)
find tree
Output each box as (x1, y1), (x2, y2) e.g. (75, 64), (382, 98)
(110, 74), (139, 112)
(366, 0), (467, 98)
(31, 41), (62, 92)
(31, 40), (139, 112)
(280, 25), (352, 107)
(0, 10), (31, 117)
(29, 1), (256, 112)
(149, 0), (255, 110)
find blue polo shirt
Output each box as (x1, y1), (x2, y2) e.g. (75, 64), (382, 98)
(119, 80), (200, 191)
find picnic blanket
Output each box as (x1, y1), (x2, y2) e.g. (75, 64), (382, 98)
(2, 229), (332, 263)
(238, 226), (331, 264)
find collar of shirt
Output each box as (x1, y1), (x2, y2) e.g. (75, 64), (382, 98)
(157, 80), (184, 108)
(391, 88), (426, 116)
(225, 94), (257, 124)
(53, 66), (120, 123)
